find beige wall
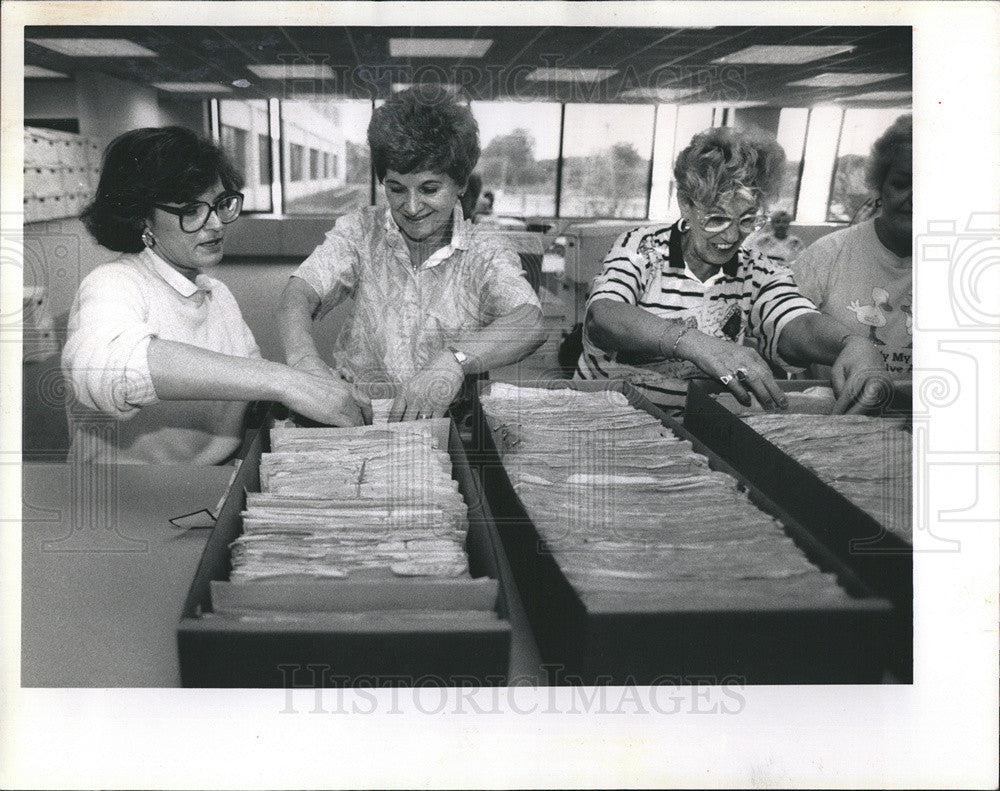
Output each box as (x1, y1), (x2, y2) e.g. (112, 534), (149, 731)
(75, 72), (162, 153)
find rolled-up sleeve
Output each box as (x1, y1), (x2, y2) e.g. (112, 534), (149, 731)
(479, 243), (540, 321)
(291, 212), (362, 318)
(61, 265), (158, 418)
(746, 253), (819, 365)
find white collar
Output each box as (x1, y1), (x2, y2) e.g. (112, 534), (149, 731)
(683, 262), (727, 287)
(143, 247), (213, 297)
(384, 204), (471, 269)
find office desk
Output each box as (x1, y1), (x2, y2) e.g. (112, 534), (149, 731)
(21, 463), (232, 687)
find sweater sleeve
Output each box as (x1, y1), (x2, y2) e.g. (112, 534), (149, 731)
(61, 264), (159, 419)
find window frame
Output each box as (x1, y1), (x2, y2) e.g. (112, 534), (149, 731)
(209, 96), (907, 225)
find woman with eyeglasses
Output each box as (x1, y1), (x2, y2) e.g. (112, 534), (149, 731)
(576, 126), (887, 414)
(63, 126), (366, 464)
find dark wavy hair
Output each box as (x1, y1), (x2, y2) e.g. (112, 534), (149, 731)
(674, 126), (786, 209)
(866, 114), (912, 192)
(368, 86), (480, 186)
(81, 126), (243, 253)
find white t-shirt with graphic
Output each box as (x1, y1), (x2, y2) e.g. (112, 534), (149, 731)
(792, 219), (912, 374)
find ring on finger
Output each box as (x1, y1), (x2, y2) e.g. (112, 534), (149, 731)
(735, 367), (751, 382)
(719, 373), (735, 386)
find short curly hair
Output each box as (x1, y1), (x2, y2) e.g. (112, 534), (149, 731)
(81, 126), (243, 253)
(673, 126), (786, 209)
(368, 86), (480, 186)
(866, 114), (912, 192)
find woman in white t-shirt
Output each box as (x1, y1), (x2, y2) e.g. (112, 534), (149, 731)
(793, 115), (912, 376)
(63, 127), (368, 464)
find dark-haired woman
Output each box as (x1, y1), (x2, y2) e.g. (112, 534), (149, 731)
(63, 126), (366, 464)
(279, 87), (545, 422)
(577, 126), (887, 414)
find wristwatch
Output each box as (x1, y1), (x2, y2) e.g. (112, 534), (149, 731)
(447, 345), (470, 373)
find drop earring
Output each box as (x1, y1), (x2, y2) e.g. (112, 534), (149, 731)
(141, 229), (156, 248)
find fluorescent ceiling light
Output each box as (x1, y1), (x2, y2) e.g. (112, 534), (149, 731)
(27, 38), (157, 57)
(246, 64), (335, 80)
(838, 91), (912, 102)
(526, 68), (618, 83)
(389, 38), (493, 58)
(391, 83), (465, 95)
(619, 87), (700, 101)
(787, 72), (905, 88)
(713, 45), (855, 65)
(723, 101), (770, 108)
(153, 82), (232, 94)
(24, 65), (68, 78)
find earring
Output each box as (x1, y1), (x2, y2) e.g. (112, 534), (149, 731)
(141, 229), (155, 248)
(678, 218), (690, 233)
(873, 198), (883, 209)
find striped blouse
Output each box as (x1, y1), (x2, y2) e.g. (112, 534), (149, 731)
(575, 221), (818, 411)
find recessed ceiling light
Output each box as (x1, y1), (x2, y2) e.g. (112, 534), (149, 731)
(24, 65), (68, 79)
(27, 38), (157, 57)
(153, 83), (232, 94)
(837, 91), (912, 102)
(389, 38), (493, 58)
(787, 72), (905, 88)
(526, 68), (618, 83)
(712, 45), (855, 65)
(619, 87), (700, 101)
(246, 64), (336, 80)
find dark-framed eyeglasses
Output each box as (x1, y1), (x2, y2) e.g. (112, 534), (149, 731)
(698, 211), (770, 235)
(152, 191), (244, 233)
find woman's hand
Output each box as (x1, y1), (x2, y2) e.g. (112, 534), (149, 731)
(289, 351), (339, 379)
(389, 351), (464, 422)
(678, 331), (789, 410)
(830, 336), (891, 414)
(276, 367), (371, 426)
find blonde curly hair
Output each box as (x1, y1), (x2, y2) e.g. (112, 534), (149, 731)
(673, 126), (786, 209)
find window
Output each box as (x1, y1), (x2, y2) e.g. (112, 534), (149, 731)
(560, 104), (655, 218)
(661, 104), (716, 218)
(471, 101), (561, 217)
(827, 108), (909, 223)
(218, 99), (271, 211)
(281, 99), (372, 214)
(220, 125), (248, 176)
(773, 108), (809, 216)
(258, 134), (271, 185)
(215, 96), (891, 224)
(288, 144), (304, 182)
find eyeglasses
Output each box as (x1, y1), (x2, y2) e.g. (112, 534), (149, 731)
(152, 191), (244, 233)
(696, 210), (770, 235)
